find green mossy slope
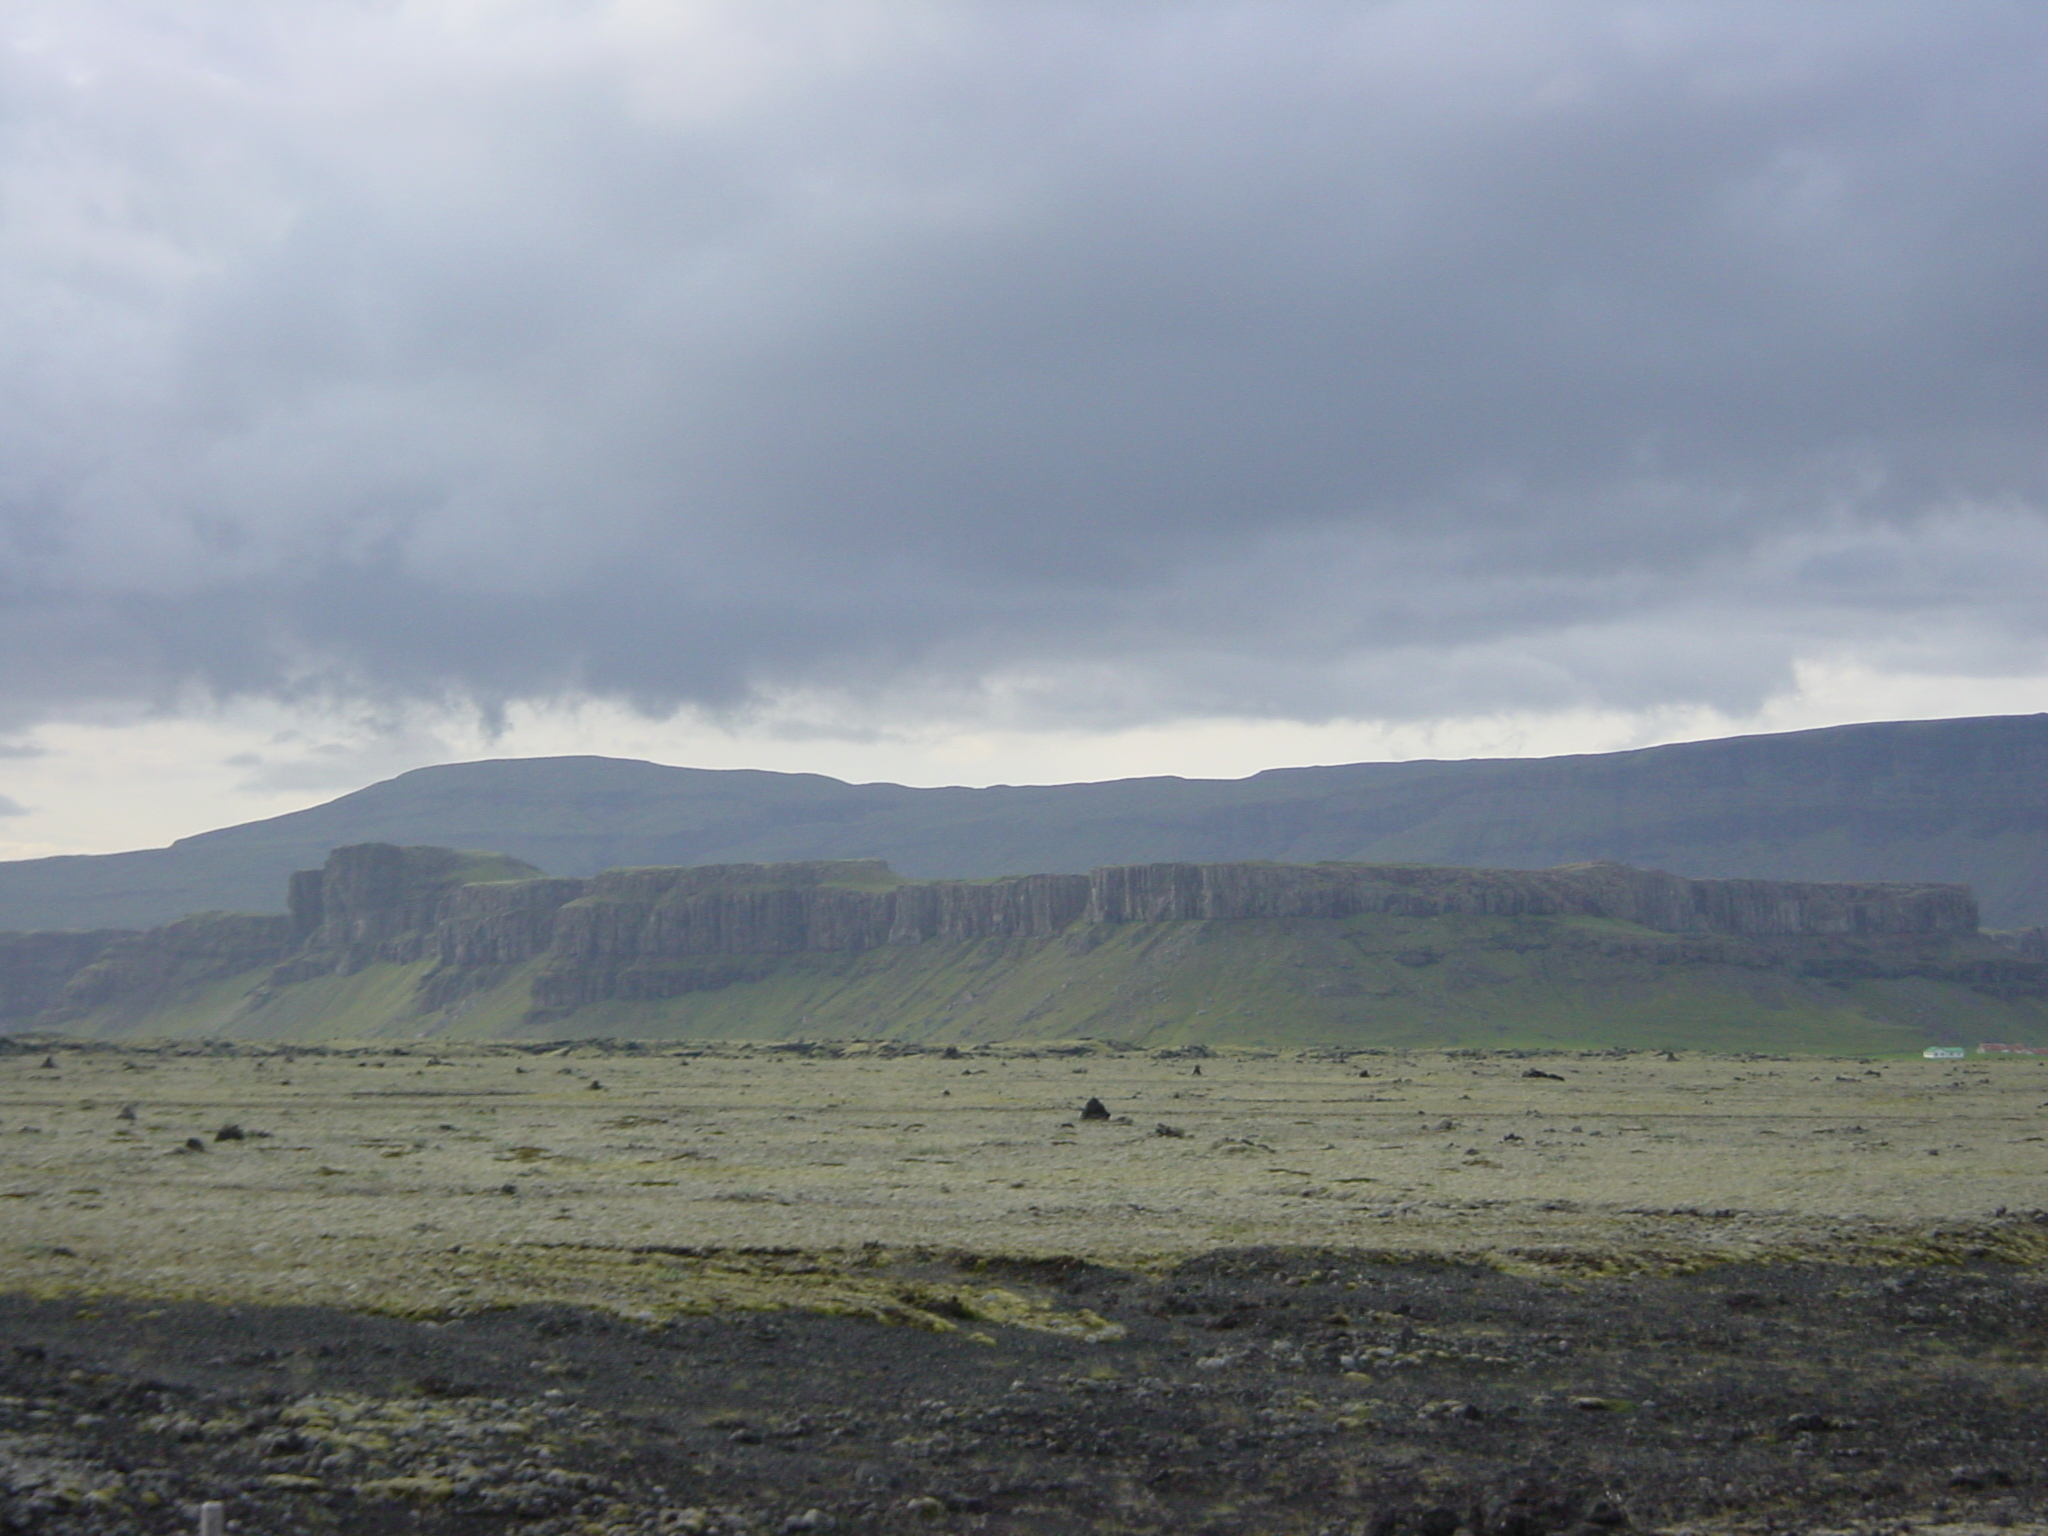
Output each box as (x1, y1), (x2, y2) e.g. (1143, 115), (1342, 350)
(44, 901), (2048, 1056)
(532, 915), (2047, 1053)
(46, 908), (2048, 1054)
(55, 965), (274, 1041)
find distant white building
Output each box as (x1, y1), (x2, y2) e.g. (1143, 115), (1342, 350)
(1923, 1046), (1967, 1059)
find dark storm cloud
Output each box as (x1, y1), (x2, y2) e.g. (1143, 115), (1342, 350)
(3, 1), (2045, 733)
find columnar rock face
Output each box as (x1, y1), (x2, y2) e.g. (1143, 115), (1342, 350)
(437, 879), (589, 966)
(0, 844), (1986, 1030)
(541, 864), (1092, 964)
(506, 859), (1974, 1010)
(1084, 860), (1646, 925)
(286, 869), (325, 937)
(298, 845), (463, 951)
(1678, 876), (1975, 937)
(890, 875), (1092, 942)
(524, 866), (1094, 1007)
(551, 864), (893, 960)
(1082, 861), (1976, 937)
(641, 887), (873, 957)
(284, 844), (548, 969)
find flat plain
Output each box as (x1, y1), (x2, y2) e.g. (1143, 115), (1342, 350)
(6, 1043), (2047, 1308)
(7, 1039), (2048, 1536)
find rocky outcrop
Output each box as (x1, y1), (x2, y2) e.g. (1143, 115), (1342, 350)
(281, 844), (547, 973)
(1996, 926), (2048, 961)
(526, 866), (1095, 1007)
(0, 844), (1989, 1033)
(545, 865), (1092, 962)
(1083, 861), (1976, 937)
(0, 931), (128, 1022)
(46, 913), (297, 1021)
(888, 875), (1092, 942)
(1677, 874), (1974, 937)
(513, 859), (1972, 1011)
(437, 878), (589, 965)
(551, 864), (901, 962)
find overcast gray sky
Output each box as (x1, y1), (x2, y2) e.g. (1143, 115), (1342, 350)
(3, 1), (2047, 854)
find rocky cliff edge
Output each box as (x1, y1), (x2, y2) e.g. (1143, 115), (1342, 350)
(0, 844), (2000, 1034)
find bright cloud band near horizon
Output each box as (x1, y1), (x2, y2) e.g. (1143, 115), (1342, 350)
(3, 1), (2048, 851)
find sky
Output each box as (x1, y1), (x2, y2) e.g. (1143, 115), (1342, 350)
(2, 1), (2046, 859)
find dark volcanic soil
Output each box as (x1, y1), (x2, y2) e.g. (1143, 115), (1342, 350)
(5, 1252), (2048, 1535)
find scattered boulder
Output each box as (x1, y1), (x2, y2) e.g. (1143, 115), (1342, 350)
(1417, 1399), (1484, 1422)
(1947, 1467), (2014, 1491)
(1154, 1123), (1186, 1138)
(1080, 1097), (1111, 1121)
(214, 1124), (245, 1142)
(1523, 1068), (1565, 1081)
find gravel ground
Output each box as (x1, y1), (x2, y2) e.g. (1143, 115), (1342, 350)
(6, 1039), (2048, 1533)
(8, 1253), (2048, 1535)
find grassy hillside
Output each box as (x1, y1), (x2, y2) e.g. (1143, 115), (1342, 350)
(47, 908), (2048, 1055)
(538, 916), (2048, 1054)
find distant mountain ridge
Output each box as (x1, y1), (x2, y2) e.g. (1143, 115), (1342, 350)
(5, 712), (2048, 930)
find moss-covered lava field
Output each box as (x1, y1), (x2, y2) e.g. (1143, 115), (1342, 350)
(5, 1039), (2048, 1534)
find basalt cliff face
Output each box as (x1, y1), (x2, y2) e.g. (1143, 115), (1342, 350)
(454, 856), (1979, 966)
(1081, 861), (1976, 935)
(287, 843), (547, 962)
(0, 844), (2034, 1049)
